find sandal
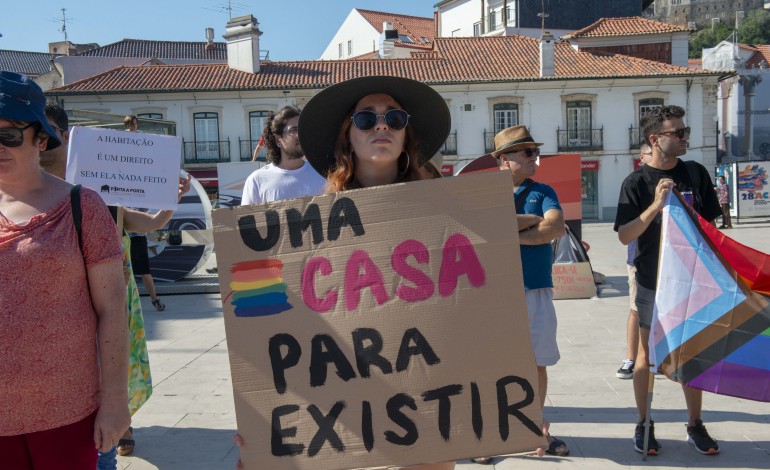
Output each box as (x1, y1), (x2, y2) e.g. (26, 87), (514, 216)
(117, 426), (135, 456)
(545, 435), (569, 456)
(151, 298), (166, 311)
(471, 456), (494, 465)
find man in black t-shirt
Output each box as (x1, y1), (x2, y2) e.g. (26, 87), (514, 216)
(614, 105), (722, 456)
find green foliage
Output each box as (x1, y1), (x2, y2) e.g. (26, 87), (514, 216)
(736, 10), (770, 45)
(689, 22), (733, 58)
(688, 10), (770, 58)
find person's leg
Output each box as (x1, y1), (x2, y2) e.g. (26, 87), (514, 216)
(0, 434), (33, 470)
(683, 385), (702, 425)
(626, 309), (639, 361)
(633, 326), (651, 421)
(631, 283), (661, 454)
(537, 366), (548, 408)
(26, 410), (98, 470)
(141, 273), (158, 301)
(683, 385), (719, 454)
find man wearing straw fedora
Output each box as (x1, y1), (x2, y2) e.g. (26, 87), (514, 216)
(474, 126), (567, 463)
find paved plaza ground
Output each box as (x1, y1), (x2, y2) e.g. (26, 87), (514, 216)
(117, 221), (770, 469)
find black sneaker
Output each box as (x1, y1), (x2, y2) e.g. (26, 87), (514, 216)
(616, 359), (635, 379)
(633, 420), (661, 455)
(687, 420), (719, 455)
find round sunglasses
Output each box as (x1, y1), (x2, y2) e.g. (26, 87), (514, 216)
(0, 123), (36, 148)
(351, 109), (409, 132)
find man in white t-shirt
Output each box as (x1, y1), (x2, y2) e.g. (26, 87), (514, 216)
(241, 106), (326, 205)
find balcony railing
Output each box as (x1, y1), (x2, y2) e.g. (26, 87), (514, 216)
(484, 131), (496, 153)
(629, 127), (644, 149)
(485, 7), (516, 32)
(183, 139), (230, 163)
(239, 138), (267, 162)
(557, 128), (604, 152)
(441, 131), (457, 155)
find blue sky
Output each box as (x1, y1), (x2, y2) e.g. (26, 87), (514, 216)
(2, 1), (434, 61)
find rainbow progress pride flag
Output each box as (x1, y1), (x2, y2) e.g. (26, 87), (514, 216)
(228, 259), (292, 317)
(650, 190), (770, 402)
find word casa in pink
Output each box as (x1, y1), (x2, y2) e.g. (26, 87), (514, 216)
(301, 234), (485, 312)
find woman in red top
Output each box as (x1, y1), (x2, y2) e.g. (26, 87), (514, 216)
(0, 72), (130, 469)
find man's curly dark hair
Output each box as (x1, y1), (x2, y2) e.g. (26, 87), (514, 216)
(640, 105), (685, 145)
(262, 106), (301, 165)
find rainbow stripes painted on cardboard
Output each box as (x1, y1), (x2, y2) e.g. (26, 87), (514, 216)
(229, 260), (292, 317)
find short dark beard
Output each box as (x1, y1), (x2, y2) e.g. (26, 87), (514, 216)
(282, 146), (304, 160)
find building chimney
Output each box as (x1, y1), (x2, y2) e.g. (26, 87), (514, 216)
(540, 32), (555, 77)
(379, 21), (398, 59)
(223, 15), (262, 73)
(205, 27), (215, 50)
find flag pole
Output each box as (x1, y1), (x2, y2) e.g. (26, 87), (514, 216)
(642, 368), (655, 460)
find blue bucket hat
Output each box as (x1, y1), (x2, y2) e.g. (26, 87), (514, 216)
(0, 71), (61, 150)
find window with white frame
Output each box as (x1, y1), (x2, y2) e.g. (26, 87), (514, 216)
(494, 103), (519, 133)
(193, 112), (220, 159)
(249, 111), (268, 160)
(347, 40), (352, 55)
(137, 112), (162, 120)
(338, 43), (343, 58)
(566, 101), (592, 145)
(639, 98), (664, 121)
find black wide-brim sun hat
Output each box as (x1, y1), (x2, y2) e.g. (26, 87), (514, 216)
(0, 71), (61, 150)
(299, 76), (450, 177)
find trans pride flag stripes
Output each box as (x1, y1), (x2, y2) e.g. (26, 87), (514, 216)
(650, 190), (770, 402)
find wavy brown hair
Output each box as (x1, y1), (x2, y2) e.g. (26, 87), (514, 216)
(263, 105), (301, 165)
(326, 107), (428, 192)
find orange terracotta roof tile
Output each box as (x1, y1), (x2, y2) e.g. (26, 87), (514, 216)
(745, 45), (770, 68)
(49, 35), (718, 96)
(688, 58), (702, 68)
(563, 16), (690, 39)
(356, 9), (435, 48)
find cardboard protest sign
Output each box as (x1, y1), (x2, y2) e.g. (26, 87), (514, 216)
(552, 262), (597, 300)
(66, 127), (182, 210)
(213, 172), (546, 470)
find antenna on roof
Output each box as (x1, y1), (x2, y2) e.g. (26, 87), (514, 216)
(537, 0), (549, 35)
(60, 8), (68, 41)
(203, 0), (247, 20)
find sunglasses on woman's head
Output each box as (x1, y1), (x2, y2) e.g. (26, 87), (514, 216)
(351, 109), (409, 131)
(0, 123), (35, 148)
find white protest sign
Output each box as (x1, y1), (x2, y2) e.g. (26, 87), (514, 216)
(66, 127), (182, 210)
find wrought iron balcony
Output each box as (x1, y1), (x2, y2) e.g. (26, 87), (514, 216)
(183, 139), (230, 163)
(239, 138), (267, 162)
(441, 131), (457, 155)
(556, 127), (604, 152)
(629, 127), (644, 149)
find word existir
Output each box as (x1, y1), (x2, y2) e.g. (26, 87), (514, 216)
(268, 327), (542, 457)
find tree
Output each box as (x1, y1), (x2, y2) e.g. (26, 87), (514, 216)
(689, 22), (733, 58)
(736, 10), (770, 46)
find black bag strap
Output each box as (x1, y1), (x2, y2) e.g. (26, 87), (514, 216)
(71, 184), (83, 250)
(515, 178), (533, 214)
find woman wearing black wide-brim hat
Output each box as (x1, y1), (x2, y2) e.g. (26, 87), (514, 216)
(299, 75), (451, 191)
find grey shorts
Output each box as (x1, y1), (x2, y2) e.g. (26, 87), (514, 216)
(634, 283), (655, 330)
(627, 265), (638, 311)
(525, 288), (560, 367)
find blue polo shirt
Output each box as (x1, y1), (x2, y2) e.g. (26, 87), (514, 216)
(516, 180), (562, 290)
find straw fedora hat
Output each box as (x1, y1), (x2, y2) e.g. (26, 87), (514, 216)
(491, 125), (542, 158)
(298, 76), (450, 177)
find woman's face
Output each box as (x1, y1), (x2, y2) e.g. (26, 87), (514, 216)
(0, 118), (44, 180)
(349, 93), (406, 172)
